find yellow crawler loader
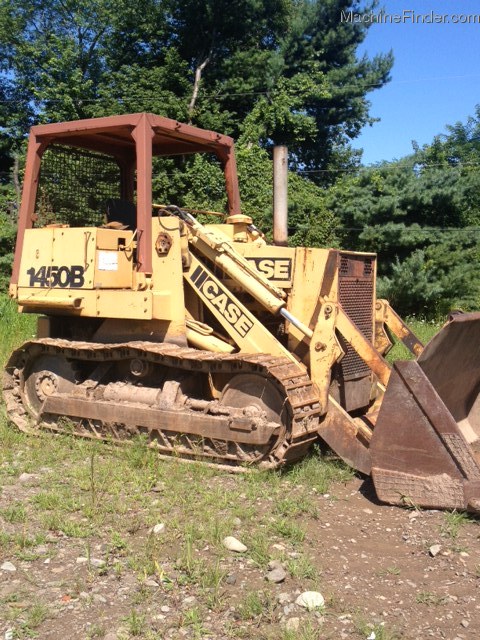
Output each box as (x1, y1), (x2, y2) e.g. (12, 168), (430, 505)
(4, 113), (480, 512)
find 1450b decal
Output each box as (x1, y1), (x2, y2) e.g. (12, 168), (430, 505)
(26, 265), (85, 288)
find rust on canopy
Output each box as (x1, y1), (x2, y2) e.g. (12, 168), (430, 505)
(12, 113), (241, 281)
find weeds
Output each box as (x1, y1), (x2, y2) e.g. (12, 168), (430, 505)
(131, 584), (153, 606)
(248, 530), (271, 568)
(110, 531), (128, 552)
(441, 510), (474, 540)
(1, 502), (27, 524)
(127, 435), (158, 473)
(89, 452), (100, 508)
(398, 494), (421, 511)
(415, 591), (446, 606)
(386, 318), (440, 364)
(129, 534), (163, 578)
(181, 607), (208, 637)
(0, 294), (37, 366)
(271, 518), (305, 543)
(274, 495), (318, 519)
(32, 488), (79, 513)
(175, 538), (226, 609)
(283, 448), (355, 493)
(176, 531), (202, 582)
(0, 293), (451, 639)
(86, 624), (106, 639)
(377, 566), (401, 577)
(123, 609), (146, 636)
(41, 512), (92, 538)
(236, 591), (267, 621)
(285, 554), (318, 580)
(22, 602), (50, 633)
(200, 558), (226, 610)
(281, 620), (324, 640)
(354, 618), (401, 640)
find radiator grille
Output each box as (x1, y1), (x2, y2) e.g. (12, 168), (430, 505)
(338, 255), (375, 380)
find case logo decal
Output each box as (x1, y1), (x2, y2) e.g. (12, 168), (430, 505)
(247, 257), (292, 281)
(190, 266), (253, 338)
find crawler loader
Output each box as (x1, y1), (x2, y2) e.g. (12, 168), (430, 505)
(4, 113), (480, 512)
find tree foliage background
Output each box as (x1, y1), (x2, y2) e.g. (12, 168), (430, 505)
(0, 0), (479, 320)
(328, 106), (480, 317)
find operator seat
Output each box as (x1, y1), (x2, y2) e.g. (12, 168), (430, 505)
(105, 198), (136, 230)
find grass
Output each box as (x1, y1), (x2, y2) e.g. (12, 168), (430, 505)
(199, 559), (226, 610)
(274, 495), (318, 519)
(441, 510), (476, 541)
(285, 554), (319, 581)
(377, 566), (401, 577)
(1, 502), (27, 524)
(236, 591), (272, 621)
(281, 620), (325, 640)
(0, 292), (462, 638)
(23, 602), (50, 629)
(354, 620), (401, 640)
(181, 606), (208, 637)
(415, 591), (446, 606)
(0, 294), (37, 366)
(385, 317), (441, 363)
(282, 449), (355, 493)
(248, 530), (272, 568)
(86, 624), (107, 639)
(2, 600), (51, 638)
(0, 424), (343, 633)
(123, 609), (147, 636)
(270, 517), (306, 543)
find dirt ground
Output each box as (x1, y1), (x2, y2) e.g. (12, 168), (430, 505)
(1, 449), (480, 640)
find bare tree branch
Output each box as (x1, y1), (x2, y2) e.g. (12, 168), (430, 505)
(187, 56), (210, 124)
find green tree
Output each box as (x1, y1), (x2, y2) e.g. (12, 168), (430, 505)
(153, 142), (339, 248)
(264, 0), (393, 179)
(0, 0), (391, 170)
(0, 206), (17, 290)
(327, 107), (480, 317)
(0, 0), (389, 290)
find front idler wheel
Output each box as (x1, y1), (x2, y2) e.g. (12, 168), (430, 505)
(22, 354), (78, 419)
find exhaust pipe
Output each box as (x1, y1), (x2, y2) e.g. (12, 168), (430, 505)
(273, 145), (288, 246)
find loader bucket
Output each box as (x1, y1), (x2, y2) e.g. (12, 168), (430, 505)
(370, 312), (480, 512)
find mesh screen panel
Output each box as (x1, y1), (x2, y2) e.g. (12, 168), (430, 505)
(35, 146), (121, 227)
(338, 255), (374, 380)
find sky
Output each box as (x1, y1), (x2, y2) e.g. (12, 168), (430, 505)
(353, 0), (480, 165)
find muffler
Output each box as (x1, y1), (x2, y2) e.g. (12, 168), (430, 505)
(370, 312), (480, 512)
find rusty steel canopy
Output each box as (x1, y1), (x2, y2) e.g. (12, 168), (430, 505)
(12, 113), (241, 281)
(28, 112), (237, 158)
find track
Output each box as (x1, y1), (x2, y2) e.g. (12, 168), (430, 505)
(4, 339), (323, 469)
